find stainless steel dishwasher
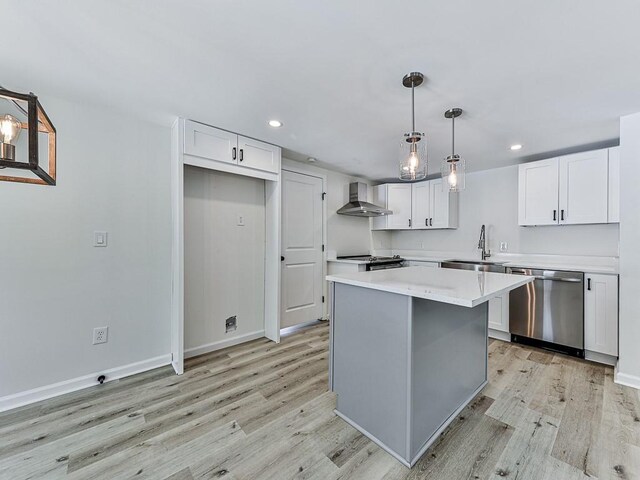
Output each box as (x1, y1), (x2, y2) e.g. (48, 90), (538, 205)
(506, 267), (584, 357)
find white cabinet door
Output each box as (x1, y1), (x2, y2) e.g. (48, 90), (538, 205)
(518, 159), (559, 226)
(608, 147), (620, 223)
(430, 178), (452, 229)
(184, 120), (237, 164)
(411, 181), (430, 229)
(559, 149), (609, 225)
(585, 274), (618, 356)
(238, 136), (281, 174)
(386, 184), (413, 229)
(488, 293), (509, 333)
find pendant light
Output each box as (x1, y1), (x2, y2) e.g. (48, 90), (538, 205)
(441, 108), (465, 192)
(399, 72), (427, 181)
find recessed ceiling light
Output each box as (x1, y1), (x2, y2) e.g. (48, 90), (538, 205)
(268, 120), (283, 128)
(307, 157), (317, 163)
(510, 144), (523, 151)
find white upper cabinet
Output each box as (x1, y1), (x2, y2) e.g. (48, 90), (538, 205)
(237, 135), (281, 174)
(184, 120), (237, 165)
(518, 158), (559, 226)
(608, 147), (620, 223)
(558, 149), (609, 225)
(584, 273), (618, 357)
(373, 181), (458, 230)
(410, 181), (430, 229)
(518, 148), (616, 226)
(430, 178), (458, 229)
(181, 119), (281, 179)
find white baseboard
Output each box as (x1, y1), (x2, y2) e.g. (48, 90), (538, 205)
(585, 350), (617, 367)
(0, 354), (172, 413)
(488, 329), (511, 342)
(614, 364), (640, 390)
(184, 330), (265, 359)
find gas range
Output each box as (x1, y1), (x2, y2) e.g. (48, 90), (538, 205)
(337, 254), (405, 271)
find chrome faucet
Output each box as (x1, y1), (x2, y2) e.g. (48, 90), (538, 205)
(478, 224), (491, 260)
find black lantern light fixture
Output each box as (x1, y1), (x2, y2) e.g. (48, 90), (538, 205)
(0, 87), (56, 185)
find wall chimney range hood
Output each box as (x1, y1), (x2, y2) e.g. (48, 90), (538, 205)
(337, 182), (392, 217)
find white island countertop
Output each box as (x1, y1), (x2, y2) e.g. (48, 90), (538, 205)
(327, 266), (533, 308)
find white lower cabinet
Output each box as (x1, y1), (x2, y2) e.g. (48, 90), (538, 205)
(584, 273), (619, 357)
(488, 293), (509, 334)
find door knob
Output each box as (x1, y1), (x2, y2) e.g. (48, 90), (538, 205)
(281, 256), (285, 261)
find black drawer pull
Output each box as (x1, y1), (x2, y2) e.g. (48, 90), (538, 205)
(587, 278), (591, 290)
(239, 148), (244, 162)
(561, 209), (565, 221)
(232, 147), (237, 160)
(553, 210), (557, 221)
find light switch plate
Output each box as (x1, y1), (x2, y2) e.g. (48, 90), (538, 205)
(94, 231), (108, 247)
(237, 215), (245, 226)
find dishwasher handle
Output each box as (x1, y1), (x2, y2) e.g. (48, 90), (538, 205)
(509, 268), (583, 283)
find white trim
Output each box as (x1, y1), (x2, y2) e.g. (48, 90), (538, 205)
(488, 328), (511, 342)
(614, 364), (640, 390)
(0, 354), (172, 413)
(585, 350), (617, 366)
(184, 330), (265, 359)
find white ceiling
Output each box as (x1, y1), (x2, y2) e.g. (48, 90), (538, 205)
(4, 1), (640, 180)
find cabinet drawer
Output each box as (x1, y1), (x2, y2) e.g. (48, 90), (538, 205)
(184, 120), (237, 164)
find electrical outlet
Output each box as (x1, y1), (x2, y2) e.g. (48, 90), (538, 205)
(499, 241), (508, 253)
(237, 215), (245, 226)
(93, 327), (109, 345)
(225, 315), (237, 333)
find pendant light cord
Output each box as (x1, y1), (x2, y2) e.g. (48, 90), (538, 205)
(411, 81), (415, 132)
(451, 114), (455, 156)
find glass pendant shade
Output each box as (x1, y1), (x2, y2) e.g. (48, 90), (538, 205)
(399, 135), (427, 181)
(441, 154), (465, 192)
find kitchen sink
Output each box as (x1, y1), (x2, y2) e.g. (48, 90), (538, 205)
(441, 260), (507, 273)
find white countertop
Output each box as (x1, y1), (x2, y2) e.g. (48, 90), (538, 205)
(387, 251), (619, 275)
(327, 266), (534, 308)
(327, 258), (369, 265)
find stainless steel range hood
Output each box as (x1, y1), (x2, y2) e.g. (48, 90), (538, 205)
(337, 182), (392, 217)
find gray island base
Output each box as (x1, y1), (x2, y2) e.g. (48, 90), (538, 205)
(327, 267), (533, 467)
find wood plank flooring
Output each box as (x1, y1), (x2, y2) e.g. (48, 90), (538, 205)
(1, 322), (639, 479)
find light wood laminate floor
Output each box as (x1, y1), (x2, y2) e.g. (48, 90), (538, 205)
(1, 322), (639, 479)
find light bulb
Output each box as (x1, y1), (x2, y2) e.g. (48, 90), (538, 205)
(448, 169), (458, 188)
(0, 114), (21, 144)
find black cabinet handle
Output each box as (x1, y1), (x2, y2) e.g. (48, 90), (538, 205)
(239, 148), (244, 162)
(408, 218), (412, 228)
(561, 209), (565, 221)
(430, 218), (433, 227)
(587, 278), (591, 291)
(425, 218), (428, 227)
(232, 147), (237, 160)
(553, 210), (557, 221)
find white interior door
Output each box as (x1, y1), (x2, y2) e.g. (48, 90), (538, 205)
(281, 171), (324, 328)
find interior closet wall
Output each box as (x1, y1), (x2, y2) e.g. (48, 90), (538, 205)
(184, 166), (266, 356)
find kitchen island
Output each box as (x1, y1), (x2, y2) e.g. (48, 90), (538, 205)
(327, 266), (533, 467)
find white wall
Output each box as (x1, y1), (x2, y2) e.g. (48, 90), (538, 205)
(617, 112), (640, 387)
(183, 167), (265, 354)
(390, 165), (619, 257)
(0, 96), (172, 402)
(281, 159), (391, 256)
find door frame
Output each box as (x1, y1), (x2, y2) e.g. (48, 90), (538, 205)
(281, 165), (328, 320)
